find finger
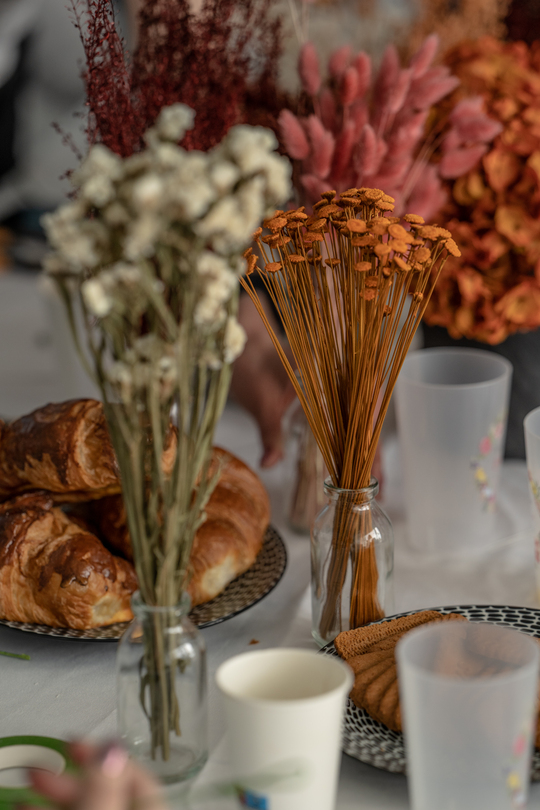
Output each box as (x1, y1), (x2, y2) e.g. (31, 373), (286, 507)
(28, 768), (81, 805)
(259, 413), (285, 468)
(68, 740), (98, 767)
(78, 747), (130, 810)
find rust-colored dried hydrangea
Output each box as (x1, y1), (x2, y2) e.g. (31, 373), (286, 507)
(424, 36), (540, 344)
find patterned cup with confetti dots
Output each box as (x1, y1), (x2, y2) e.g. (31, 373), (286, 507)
(524, 407), (540, 601)
(396, 347), (512, 556)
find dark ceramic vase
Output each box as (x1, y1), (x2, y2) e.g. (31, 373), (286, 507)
(421, 324), (540, 460)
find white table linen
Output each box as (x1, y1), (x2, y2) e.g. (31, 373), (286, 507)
(1, 401), (540, 808)
(1, 272), (540, 807)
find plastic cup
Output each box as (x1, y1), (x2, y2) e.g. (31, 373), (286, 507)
(397, 621), (539, 810)
(395, 347), (512, 555)
(524, 406), (540, 600)
(215, 648), (353, 810)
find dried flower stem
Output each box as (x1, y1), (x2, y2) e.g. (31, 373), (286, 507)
(242, 188), (458, 635)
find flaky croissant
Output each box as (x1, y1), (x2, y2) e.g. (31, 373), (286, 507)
(91, 447), (270, 607)
(0, 492), (137, 628)
(0, 400), (121, 501)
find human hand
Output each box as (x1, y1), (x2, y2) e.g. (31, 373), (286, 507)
(231, 294), (296, 468)
(27, 741), (167, 810)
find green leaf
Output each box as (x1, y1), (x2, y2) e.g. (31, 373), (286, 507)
(0, 650), (30, 660)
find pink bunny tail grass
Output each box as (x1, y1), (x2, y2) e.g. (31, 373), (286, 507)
(405, 164), (447, 220)
(299, 42), (321, 97)
(409, 34), (440, 79)
(372, 43), (401, 129)
(328, 44), (352, 78)
(355, 123), (378, 178)
(439, 143), (488, 179)
(320, 88), (338, 133)
(408, 67), (460, 110)
(374, 43), (400, 100)
(353, 52), (372, 99)
(350, 99), (368, 138)
(306, 114), (335, 179)
(370, 161), (410, 191)
(341, 66), (359, 107)
(300, 172), (328, 202)
(278, 109), (310, 160)
(388, 68), (412, 115)
(331, 121), (356, 182)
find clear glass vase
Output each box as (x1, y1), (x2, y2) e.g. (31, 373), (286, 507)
(311, 478), (394, 647)
(287, 399), (328, 534)
(117, 592), (208, 785)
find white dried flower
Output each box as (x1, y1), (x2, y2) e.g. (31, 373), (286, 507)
(111, 262), (141, 286)
(72, 144), (123, 187)
(194, 297), (226, 328)
(155, 104), (195, 142)
(209, 161), (240, 194)
(124, 215), (162, 260)
(132, 173), (165, 211)
(260, 153), (292, 206)
(223, 317), (247, 363)
(103, 202), (130, 227)
(169, 152), (216, 220)
(196, 251), (230, 277)
(82, 175), (115, 207)
(82, 278), (113, 317)
(153, 143), (186, 170)
(223, 125), (277, 175)
(201, 349), (222, 371)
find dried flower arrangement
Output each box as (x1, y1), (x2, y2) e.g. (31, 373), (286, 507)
(70, 0), (283, 155)
(43, 104), (290, 762)
(242, 187), (458, 639)
(277, 32), (500, 222)
(424, 37), (540, 344)
(403, 0), (509, 59)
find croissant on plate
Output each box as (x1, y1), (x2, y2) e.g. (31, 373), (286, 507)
(0, 492), (136, 628)
(90, 446), (270, 607)
(0, 400), (121, 501)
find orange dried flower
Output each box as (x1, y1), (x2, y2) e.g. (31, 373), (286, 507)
(425, 36), (540, 344)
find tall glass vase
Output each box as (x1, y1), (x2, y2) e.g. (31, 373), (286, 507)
(311, 478), (394, 647)
(117, 592), (208, 785)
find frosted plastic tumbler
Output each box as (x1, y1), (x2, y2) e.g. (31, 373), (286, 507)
(215, 648), (353, 810)
(397, 622), (539, 810)
(395, 347), (512, 554)
(524, 406), (540, 600)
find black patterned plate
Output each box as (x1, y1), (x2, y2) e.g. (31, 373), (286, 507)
(320, 605), (540, 781)
(0, 525), (287, 641)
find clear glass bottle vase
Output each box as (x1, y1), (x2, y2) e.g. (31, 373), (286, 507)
(311, 478), (394, 647)
(117, 592), (208, 785)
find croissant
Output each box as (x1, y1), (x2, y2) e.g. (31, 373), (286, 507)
(90, 446), (270, 607)
(0, 492), (137, 628)
(0, 400), (121, 500)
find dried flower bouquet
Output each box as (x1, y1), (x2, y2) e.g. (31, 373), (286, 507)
(43, 104), (290, 761)
(242, 188), (459, 638)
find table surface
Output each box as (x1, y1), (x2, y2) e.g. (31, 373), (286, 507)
(1, 271), (540, 808)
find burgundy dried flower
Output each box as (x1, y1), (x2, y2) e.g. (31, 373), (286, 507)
(71, 0), (283, 155)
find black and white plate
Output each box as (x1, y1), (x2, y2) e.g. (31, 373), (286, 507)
(0, 525), (287, 641)
(320, 605), (540, 780)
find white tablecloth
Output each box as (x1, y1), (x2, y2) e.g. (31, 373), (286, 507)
(1, 273), (540, 807)
(1, 401), (540, 808)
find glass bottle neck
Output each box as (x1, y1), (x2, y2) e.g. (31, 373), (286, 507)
(323, 476), (379, 504)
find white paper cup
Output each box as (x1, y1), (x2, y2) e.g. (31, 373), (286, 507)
(215, 648), (353, 810)
(524, 406), (540, 600)
(397, 622), (539, 810)
(395, 347), (512, 555)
